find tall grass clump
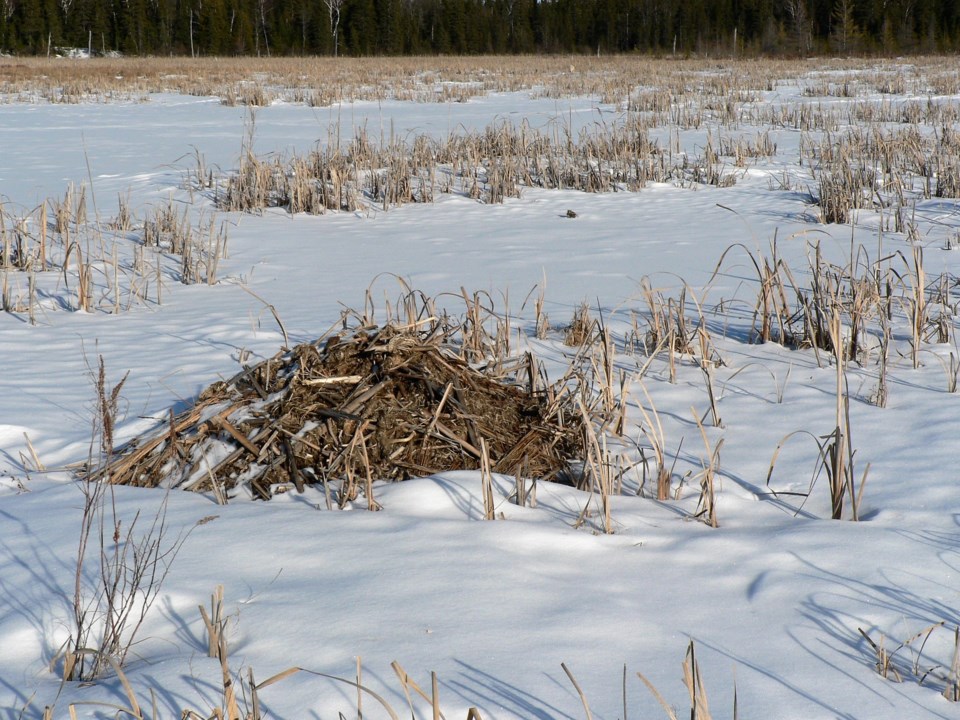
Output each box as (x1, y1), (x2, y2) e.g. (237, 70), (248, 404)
(62, 358), (204, 681)
(765, 310), (868, 521)
(210, 112), (737, 217)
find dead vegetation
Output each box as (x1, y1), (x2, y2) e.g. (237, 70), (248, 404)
(859, 622), (960, 702)
(207, 113), (728, 216)
(805, 125), (960, 226)
(86, 318), (588, 502)
(42, 580), (733, 720)
(0, 188), (226, 320)
(2, 55), (958, 115)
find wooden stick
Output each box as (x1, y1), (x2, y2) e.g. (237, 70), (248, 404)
(423, 382), (454, 438)
(23, 432), (45, 472)
(301, 375), (364, 386)
(216, 417), (260, 457)
(431, 420), (482, 458)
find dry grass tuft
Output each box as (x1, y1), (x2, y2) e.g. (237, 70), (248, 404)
(858, 621), (960, 702)
(638, 640), (733, 720)
(564, 301), (595, 347)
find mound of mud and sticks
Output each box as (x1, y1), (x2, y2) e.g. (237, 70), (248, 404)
(87, 323), (590, 503)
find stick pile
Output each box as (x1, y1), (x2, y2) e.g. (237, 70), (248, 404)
(90, 323), (587, 502)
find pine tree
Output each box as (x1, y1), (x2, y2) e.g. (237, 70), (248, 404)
(344, 0), (375, 54)
(831, 0), (858, 53)
(0, 0), (12, 52)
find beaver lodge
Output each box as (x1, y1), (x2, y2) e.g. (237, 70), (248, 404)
(87, 320), (591, 504)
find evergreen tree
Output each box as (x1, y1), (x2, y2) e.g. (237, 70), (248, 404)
(374, 0), (401, 54)
(0, 0), (958, 56)
(199, 0), (233, 55)
(66, 0), (113, 53)
(14, 0), (46, 52)
(344, 0), (375, 54)
(0, 0), (13, 52)
(116, 0), (148, 54)
(830, 0), (859, 53)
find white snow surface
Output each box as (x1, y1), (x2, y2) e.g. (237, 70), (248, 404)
(1, 75), (960, 719)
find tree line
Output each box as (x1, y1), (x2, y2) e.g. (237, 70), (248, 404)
(1, 0), (958, 57)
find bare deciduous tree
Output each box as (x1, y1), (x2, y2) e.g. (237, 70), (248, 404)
(255, 0), (271, 56)
(323, 0), (344, 57)
(898, 0), (917, 46)
(784, 0), (812, 54)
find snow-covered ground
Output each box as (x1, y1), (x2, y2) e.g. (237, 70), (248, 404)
(2, 63), (960, 719)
